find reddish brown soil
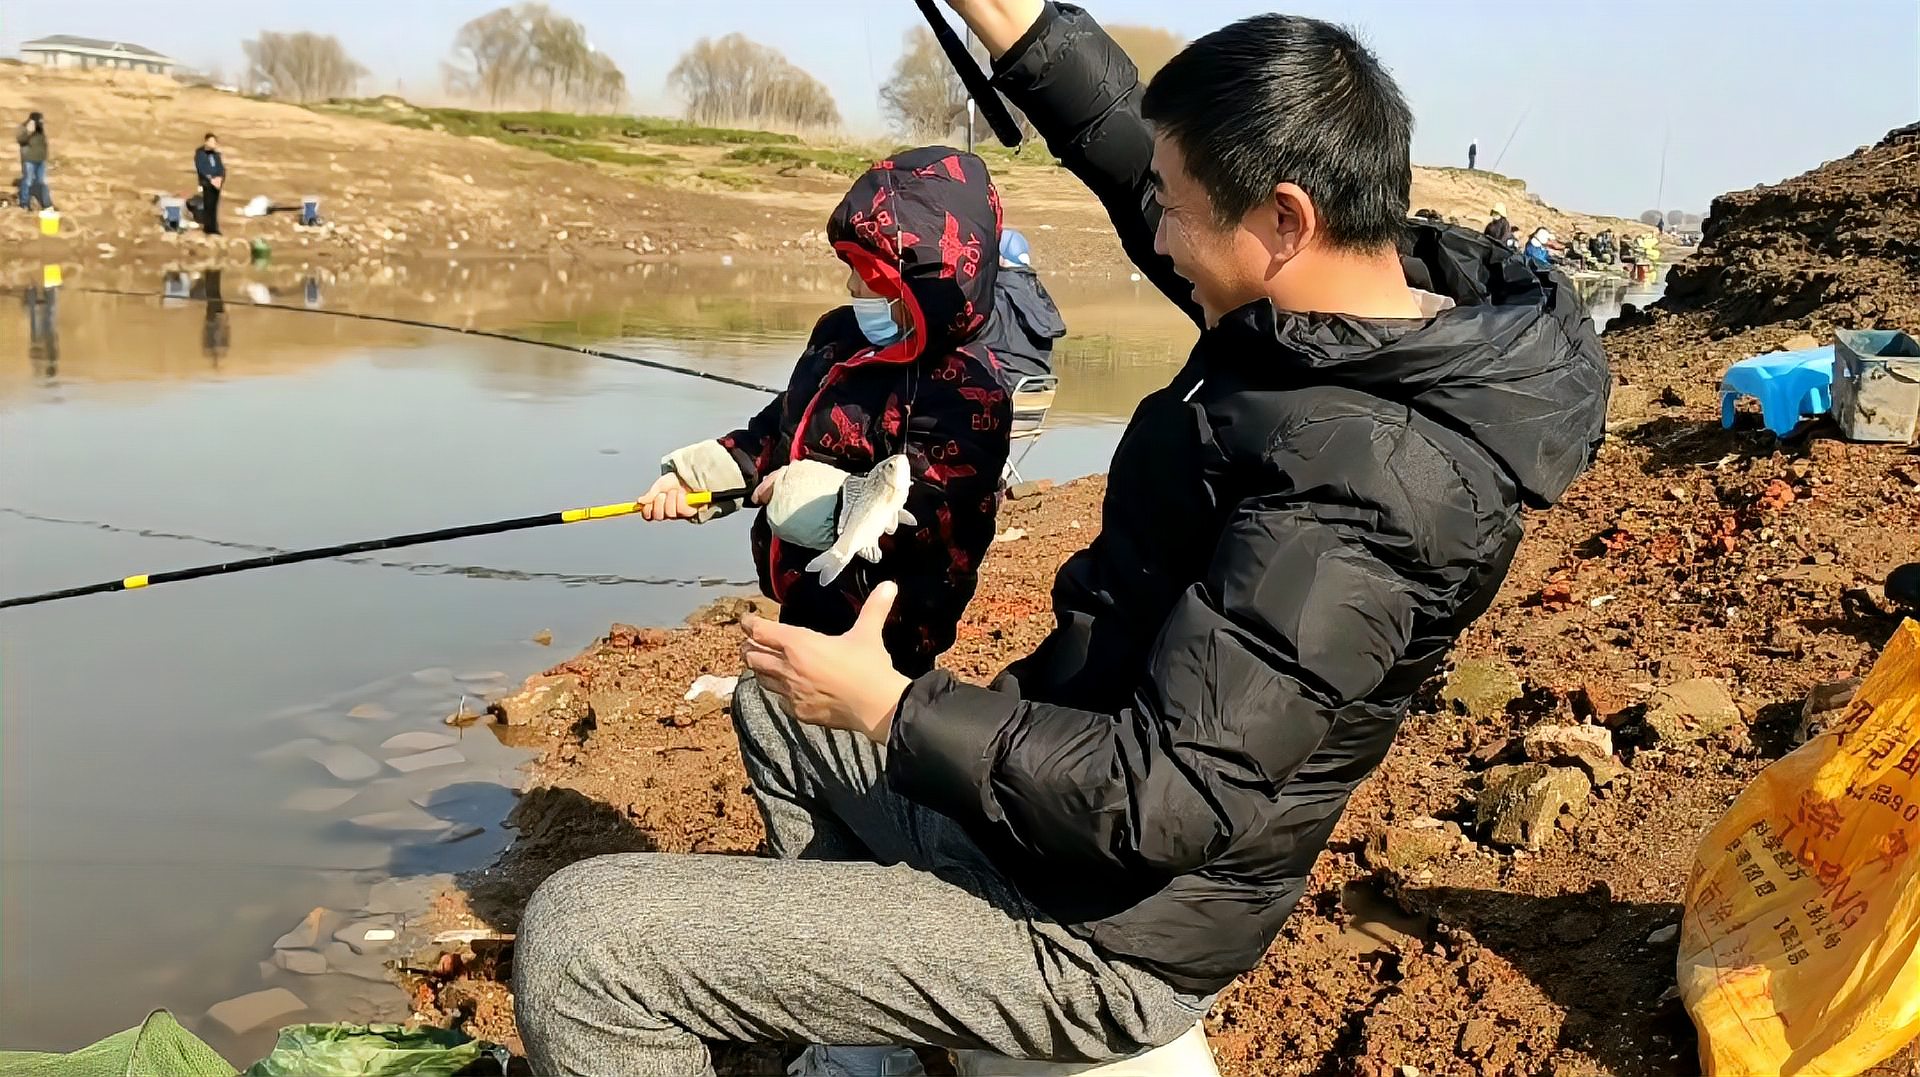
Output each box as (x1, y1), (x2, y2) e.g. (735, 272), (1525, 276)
(411, 125), (1920, 1074)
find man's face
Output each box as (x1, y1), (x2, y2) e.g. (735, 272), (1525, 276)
(1149, 135), (1274, 327)
(206, 137), (218, 149)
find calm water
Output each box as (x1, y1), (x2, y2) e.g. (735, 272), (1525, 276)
(0, 256), (1629, 1060)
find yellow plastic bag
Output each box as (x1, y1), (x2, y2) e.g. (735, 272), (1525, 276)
(1679, 619), (1920, 1075)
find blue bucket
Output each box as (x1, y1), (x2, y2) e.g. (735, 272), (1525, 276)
(300, 196), (320, 226)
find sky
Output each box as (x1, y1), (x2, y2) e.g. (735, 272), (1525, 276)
(2, 0), (1915, 217)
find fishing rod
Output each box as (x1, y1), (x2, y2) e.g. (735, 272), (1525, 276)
(0, 490), (747, 610)
(52, 285), (784, 396)
(914, 0), (1024, 148)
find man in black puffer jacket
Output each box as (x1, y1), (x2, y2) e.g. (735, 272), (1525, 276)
(514, 1), (1606, 1072)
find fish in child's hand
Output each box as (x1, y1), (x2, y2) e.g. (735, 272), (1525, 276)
(807, 455), (916, 585)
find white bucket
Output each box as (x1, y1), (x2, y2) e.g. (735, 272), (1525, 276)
(1831, 329), (1920, 443)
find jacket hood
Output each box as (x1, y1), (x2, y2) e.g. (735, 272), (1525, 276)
(1210, 219), (1609, 507)
(828, 146), (1001, 364)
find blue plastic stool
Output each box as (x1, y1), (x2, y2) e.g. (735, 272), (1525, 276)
(1720, 346), (1835, 436)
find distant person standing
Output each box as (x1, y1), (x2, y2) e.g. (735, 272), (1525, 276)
(977, 228), (1066, 391)
(16, 111), (53, 211)
(1467, 138), (1478, 170)
(1483, 202), (1515, 248)
(194, 133), (225, 237)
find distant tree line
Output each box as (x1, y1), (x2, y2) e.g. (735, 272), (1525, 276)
(242, 31), (367, 102)
(1643, 209), (1704, 230)
(238, 12), (1183, 135)
(444, 3), (626, 111)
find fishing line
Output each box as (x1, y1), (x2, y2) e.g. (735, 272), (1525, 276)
(0, 507), (754, 589)
(29, 284), (784, 396)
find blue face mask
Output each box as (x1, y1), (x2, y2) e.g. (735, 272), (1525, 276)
(851, 296), (901, 345)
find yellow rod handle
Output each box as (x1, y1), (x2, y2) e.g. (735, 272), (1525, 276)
(560, 492), (716, 524)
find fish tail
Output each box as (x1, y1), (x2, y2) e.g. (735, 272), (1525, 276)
(806, 547), (852, 585)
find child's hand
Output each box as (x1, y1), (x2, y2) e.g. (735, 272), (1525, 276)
(638, 473), (701, 521)
(751, 467), (785, 506)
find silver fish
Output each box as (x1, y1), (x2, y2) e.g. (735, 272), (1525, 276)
(807, 454), (916, 585)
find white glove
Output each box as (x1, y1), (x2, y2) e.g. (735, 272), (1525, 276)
(763, 459), (851, 549)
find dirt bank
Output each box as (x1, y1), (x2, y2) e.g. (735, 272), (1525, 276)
(0, 66), (1646, 282)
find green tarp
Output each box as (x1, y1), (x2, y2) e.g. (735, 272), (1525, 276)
(0, 1014), (500, 1077)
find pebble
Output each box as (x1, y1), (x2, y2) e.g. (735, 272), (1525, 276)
(387, 746), (466, 773)
(993, 528), (1028, 544)
(380, 731), (457, 753)
(532, 630), (554, 646)
(1647, 924), (1680, 945)
(206, 987), (306, 1035)
(308, 744), (381, 782)
(280, 787), (358, 813)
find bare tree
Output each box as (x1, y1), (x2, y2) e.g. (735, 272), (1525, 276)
(443, 4), (627, 111)
(1106, 25), (1185, 82)
(242, 31), (367, 102)
(1639, 210), (1664, 226)
(880, 27), (970, 140)
(668, 34), (839, 129)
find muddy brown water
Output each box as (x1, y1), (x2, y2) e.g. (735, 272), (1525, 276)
(0, 258), (1634, 1061)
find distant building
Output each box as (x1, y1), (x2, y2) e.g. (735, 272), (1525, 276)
(19, 35), (177, 75)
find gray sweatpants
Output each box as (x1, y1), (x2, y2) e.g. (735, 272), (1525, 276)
(513, 674), (1206, 1076)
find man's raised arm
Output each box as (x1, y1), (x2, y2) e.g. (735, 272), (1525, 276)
(945, 0), (1201, 324)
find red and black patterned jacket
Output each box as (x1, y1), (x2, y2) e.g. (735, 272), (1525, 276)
(718, 147), (1012, 676)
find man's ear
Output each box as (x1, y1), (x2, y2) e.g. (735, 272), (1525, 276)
(1271, 182), (1317, 262)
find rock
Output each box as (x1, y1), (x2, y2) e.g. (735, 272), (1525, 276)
(607, 624), (671, 649)
(350, 808), (452, 832)
(206, 987), (306, 1035)
(347, 703), (395, 721)
(488, 672), (589, 730)
(1005, 479), (1054, 500)
(1776, 333), (1820, 353)
(1468, 735), (1517, 767)
(455, 670), (506, 684)
(532, 629), (554, 646)
(1476, 764), (1592, 849)
(386, 746), (466, 773)
(1367, 823), (1458, 874)
(273, 949), (328, 975)
(1798, 677), (1863, 744)
(411, 667), (455, 686)
(1521, 724), (1614, 766)
(281, 787), (358, 813)
(273, 907), (334, 951)
(254, 737), (325, 764)
(1442, 659), (1525, 720)
(1647, 924), (1680, 945)
(380, 730), (457, 752)
(1644, 678), (1742, 746)
(993, 528), (1028, 544)
(362, 874), (454, 916)
(333, 918), (400, 955)
(322, 941), (391, 982)
(685, 595), (779, 626)
(308, 744), (381, 782)
(438, 823), (486, 844)
(1459, 1019), (1496, 1058)
(684, 675), (739, 705)
(1576, 755), (1630, 792)
(1573, 680), (1634, 725)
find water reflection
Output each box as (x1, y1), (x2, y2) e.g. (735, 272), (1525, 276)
(23, 283), (56, 379)
(194, 269), (230, 364)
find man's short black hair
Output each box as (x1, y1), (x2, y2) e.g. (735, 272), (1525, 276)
(204, 132), (217, 141)
(1141, 14), (1412, 251)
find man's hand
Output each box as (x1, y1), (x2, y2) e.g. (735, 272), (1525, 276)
(638, 472), (701, 521)
(742, 583), (910, 744)
(941, 0), (1045, 58)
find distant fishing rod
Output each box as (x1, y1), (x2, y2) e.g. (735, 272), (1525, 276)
(54, 285), (784, 396)
(0, 490), (747, 610)
(914, 0), (1024, 147)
